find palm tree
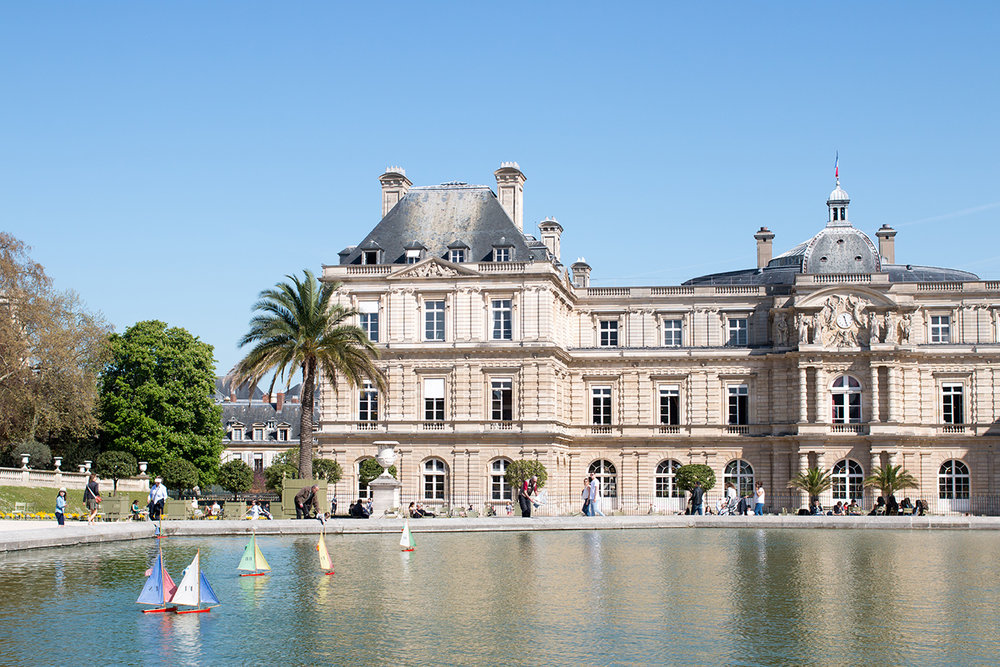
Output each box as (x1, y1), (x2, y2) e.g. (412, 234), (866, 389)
(864, 464), (919, 499)
(787, 466), (833, 505)
(231, 270), (386, 480)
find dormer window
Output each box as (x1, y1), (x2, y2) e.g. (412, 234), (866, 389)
(362, 250), (380, 265)
(449, 248), (466, 263)
(232, 427), (244, 441)
(404, 241), (426, 264)
(253, 426), (264, 441)
(493, 246), (511, 262)
(277, 427), (289, 441)
(406, 249), (421, 264)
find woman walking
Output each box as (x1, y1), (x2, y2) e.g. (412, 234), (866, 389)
(84, 473), (101, 524)
(55, 488), (67, 526)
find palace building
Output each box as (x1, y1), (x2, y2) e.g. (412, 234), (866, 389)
(317, 162), (1000, 514)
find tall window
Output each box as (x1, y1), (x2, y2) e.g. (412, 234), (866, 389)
(424, 378), (445, 421)
(663, 319), (683, 347)
(728, 384), (748, 425)
(724, 459), (755, 497)
(491, 378), (513, 421)
(942, 383), (964, 424)
(231, 426), (244, 441)
(449, 248), (466, 263)
(491, 299), (512, 340)
(253, 453), (264, 474)
(359, 301), (379, 343)
(423, 459), (446, 500)
(831, 375), (862, 423)
(493, 247), (511, 262)
(359, 381), (378, 421)
(588, 459), (617, 498)
(938, 460), (970, 500)
(930, 315), (951, 343)
(655, 460), (684, 498)
(727, 317), (748, 346)
(253, 426), (264, 441)
(491, 459), (511, 501)
(591, 386), (612, 425)
(425, 300), (445, 341)
(599, 320), (619, 347)
(831, 459), (864, 502)
(659, 385), (679, 425)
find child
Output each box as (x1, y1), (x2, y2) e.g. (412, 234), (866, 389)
(55, 488), (67, 526)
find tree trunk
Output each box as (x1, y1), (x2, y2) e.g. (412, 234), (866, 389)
(299, 359), (316, 481)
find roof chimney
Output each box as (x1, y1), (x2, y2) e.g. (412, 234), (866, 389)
(538, 217), (563, 262)
(494, 162), (526, 231)
(379, 166), (412, 218)
(276, 392), (285, 411)
(571, 258), (591, 288)
(876, 224), (897, 264)
(229, 390), (236, 403)
(754, 227), (775, 269)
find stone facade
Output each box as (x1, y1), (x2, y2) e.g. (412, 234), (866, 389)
(316, 164), (1000, 514)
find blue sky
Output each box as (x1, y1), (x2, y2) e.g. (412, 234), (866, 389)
(3, 2), (999, 375)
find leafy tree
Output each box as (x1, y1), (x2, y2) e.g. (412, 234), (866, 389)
(504, 459), (548, 490)
(787, 467), (832, 504)
(864, 464), (919, 499)
(263, 463), (297, 492)
(2, 439), (52, 469)
(359, 457), (396, 488)
(230, 271), (385, 480)
(218, 459), (254, 496)
(97, 320), (224, 483)
(160, 458), (199, 492)
(313, 458), (343, 484)
(675, 464), (716, 492)
(94, 450), (137, 496)
(0, 233), (110, 450)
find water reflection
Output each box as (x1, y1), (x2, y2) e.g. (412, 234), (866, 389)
(1, 530), (999, 665)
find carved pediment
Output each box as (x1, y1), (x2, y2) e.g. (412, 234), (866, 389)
(387, 258), (479, 280)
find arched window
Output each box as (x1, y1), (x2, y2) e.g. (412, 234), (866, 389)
(831, 459), (864, 502)
(588, 459), (617, 498)
(724, 459), (754, 497)
(655, 460), (684, 498)
(423, 458), (447, 500)
(490, 459), (511, 501)
(938, 460), (970, 500)
(357, 457), (375, 499)
(831, 375), (862, 423)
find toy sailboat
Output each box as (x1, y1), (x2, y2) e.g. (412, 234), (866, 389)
(400, 519), (416, 552)
(317, 532), (334, 575)
(137, 542), (178, 613)
(237, 531), (271, 577)
(172, 550), (221, 614)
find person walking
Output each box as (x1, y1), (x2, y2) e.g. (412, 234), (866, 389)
(754, 483), (766, 516)
(690, 480), (705, 516)
(148, 477), (167, 522)
(587, 473), (599, 517)
(295, 485), (320, 519)
(592, 478), (606, 516)
(581, 478), (591, 515)
(519, 475), (538, 518)
(55, 488), (67, 526)
(84, 473), (101, 524)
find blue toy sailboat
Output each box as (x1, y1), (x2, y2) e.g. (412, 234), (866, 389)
(137, 542), (178, 613)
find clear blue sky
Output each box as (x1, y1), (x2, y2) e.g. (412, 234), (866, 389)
(3, 2), (999, 375)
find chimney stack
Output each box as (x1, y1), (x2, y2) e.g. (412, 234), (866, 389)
(538, 217), (563, 262)
(876, 224), (897, 264)
(379, 166), (412, 218)
(276, 392), (285, 411)
(494, 162), (526, 231)
(571, 258), (591, 288)
(754, 227), (775, 269)
(229, 390), (236, 403)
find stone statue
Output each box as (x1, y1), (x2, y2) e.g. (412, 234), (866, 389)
(796, 313), (809, 345)
(883, 312), (897, 344)
(868, 311), (882, 344)
(773, 312), (789, 347)
(811, 313), (823, 346)
(898, 313), (912, 343)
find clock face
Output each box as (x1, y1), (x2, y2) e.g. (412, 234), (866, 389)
(836, 312), (853, 329)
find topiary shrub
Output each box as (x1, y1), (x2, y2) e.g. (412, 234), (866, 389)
(160, 458), (199, 493)
(3, 440), (53, 469)
(218, 459), (254, 497)
(263, 462), (298, 492)
(675, 464), (716, 492)
(504, 459), (548, 490)
(94, 450), (137, 496)
(313, 458), (343, 485)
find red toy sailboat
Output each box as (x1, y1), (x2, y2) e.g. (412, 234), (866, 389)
(137, 541), (177, 613)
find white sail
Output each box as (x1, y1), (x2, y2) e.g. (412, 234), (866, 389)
(171, 551), (201, 607)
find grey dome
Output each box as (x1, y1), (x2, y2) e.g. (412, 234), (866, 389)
(802, 226), (880, 274)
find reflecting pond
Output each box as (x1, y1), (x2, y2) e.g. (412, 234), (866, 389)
(1, 529), (999, 665)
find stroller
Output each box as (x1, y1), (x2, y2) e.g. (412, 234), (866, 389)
(717, 495), (739, 516)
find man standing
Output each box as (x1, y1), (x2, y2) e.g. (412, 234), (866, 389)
(690, 480), (705, 516)
(587, 473), (599, 517)
(519, 475), (538, 518)
(295, 485), (319, 519)
(148, 477), (167, 522)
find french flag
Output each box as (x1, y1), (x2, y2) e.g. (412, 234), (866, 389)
(835, 152), (839, 179)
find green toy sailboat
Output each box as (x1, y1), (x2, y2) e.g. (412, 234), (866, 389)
(400, 519), (416, 552)
(237, 530), (271, 577)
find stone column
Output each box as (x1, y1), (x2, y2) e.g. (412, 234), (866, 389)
(815, 367), (827, 424)
(888, 367), (901, 423)
(869, 365), (880, 422)
(799, 366), (809, 423)
(816, 451), (827, 507)
(798, 451), (810, 509)
(870, 450), (881, 474)
(888, 451), (899, 468)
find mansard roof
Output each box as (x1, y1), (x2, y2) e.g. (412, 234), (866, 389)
(339, 184), (549, 265)
(221, 402), (305, 440)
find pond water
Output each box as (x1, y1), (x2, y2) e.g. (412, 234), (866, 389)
(1, 529), (999, 665)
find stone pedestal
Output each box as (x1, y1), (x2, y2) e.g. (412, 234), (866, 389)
(369, 474), (401, 517)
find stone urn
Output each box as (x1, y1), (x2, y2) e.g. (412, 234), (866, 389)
(375, 442), (397, 475)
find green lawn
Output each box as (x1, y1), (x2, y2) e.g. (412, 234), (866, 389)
(0, 485), (149, 518)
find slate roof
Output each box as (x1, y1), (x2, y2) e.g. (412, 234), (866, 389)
(221, 402), (305, 442)
(339, 184), (550, 265)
